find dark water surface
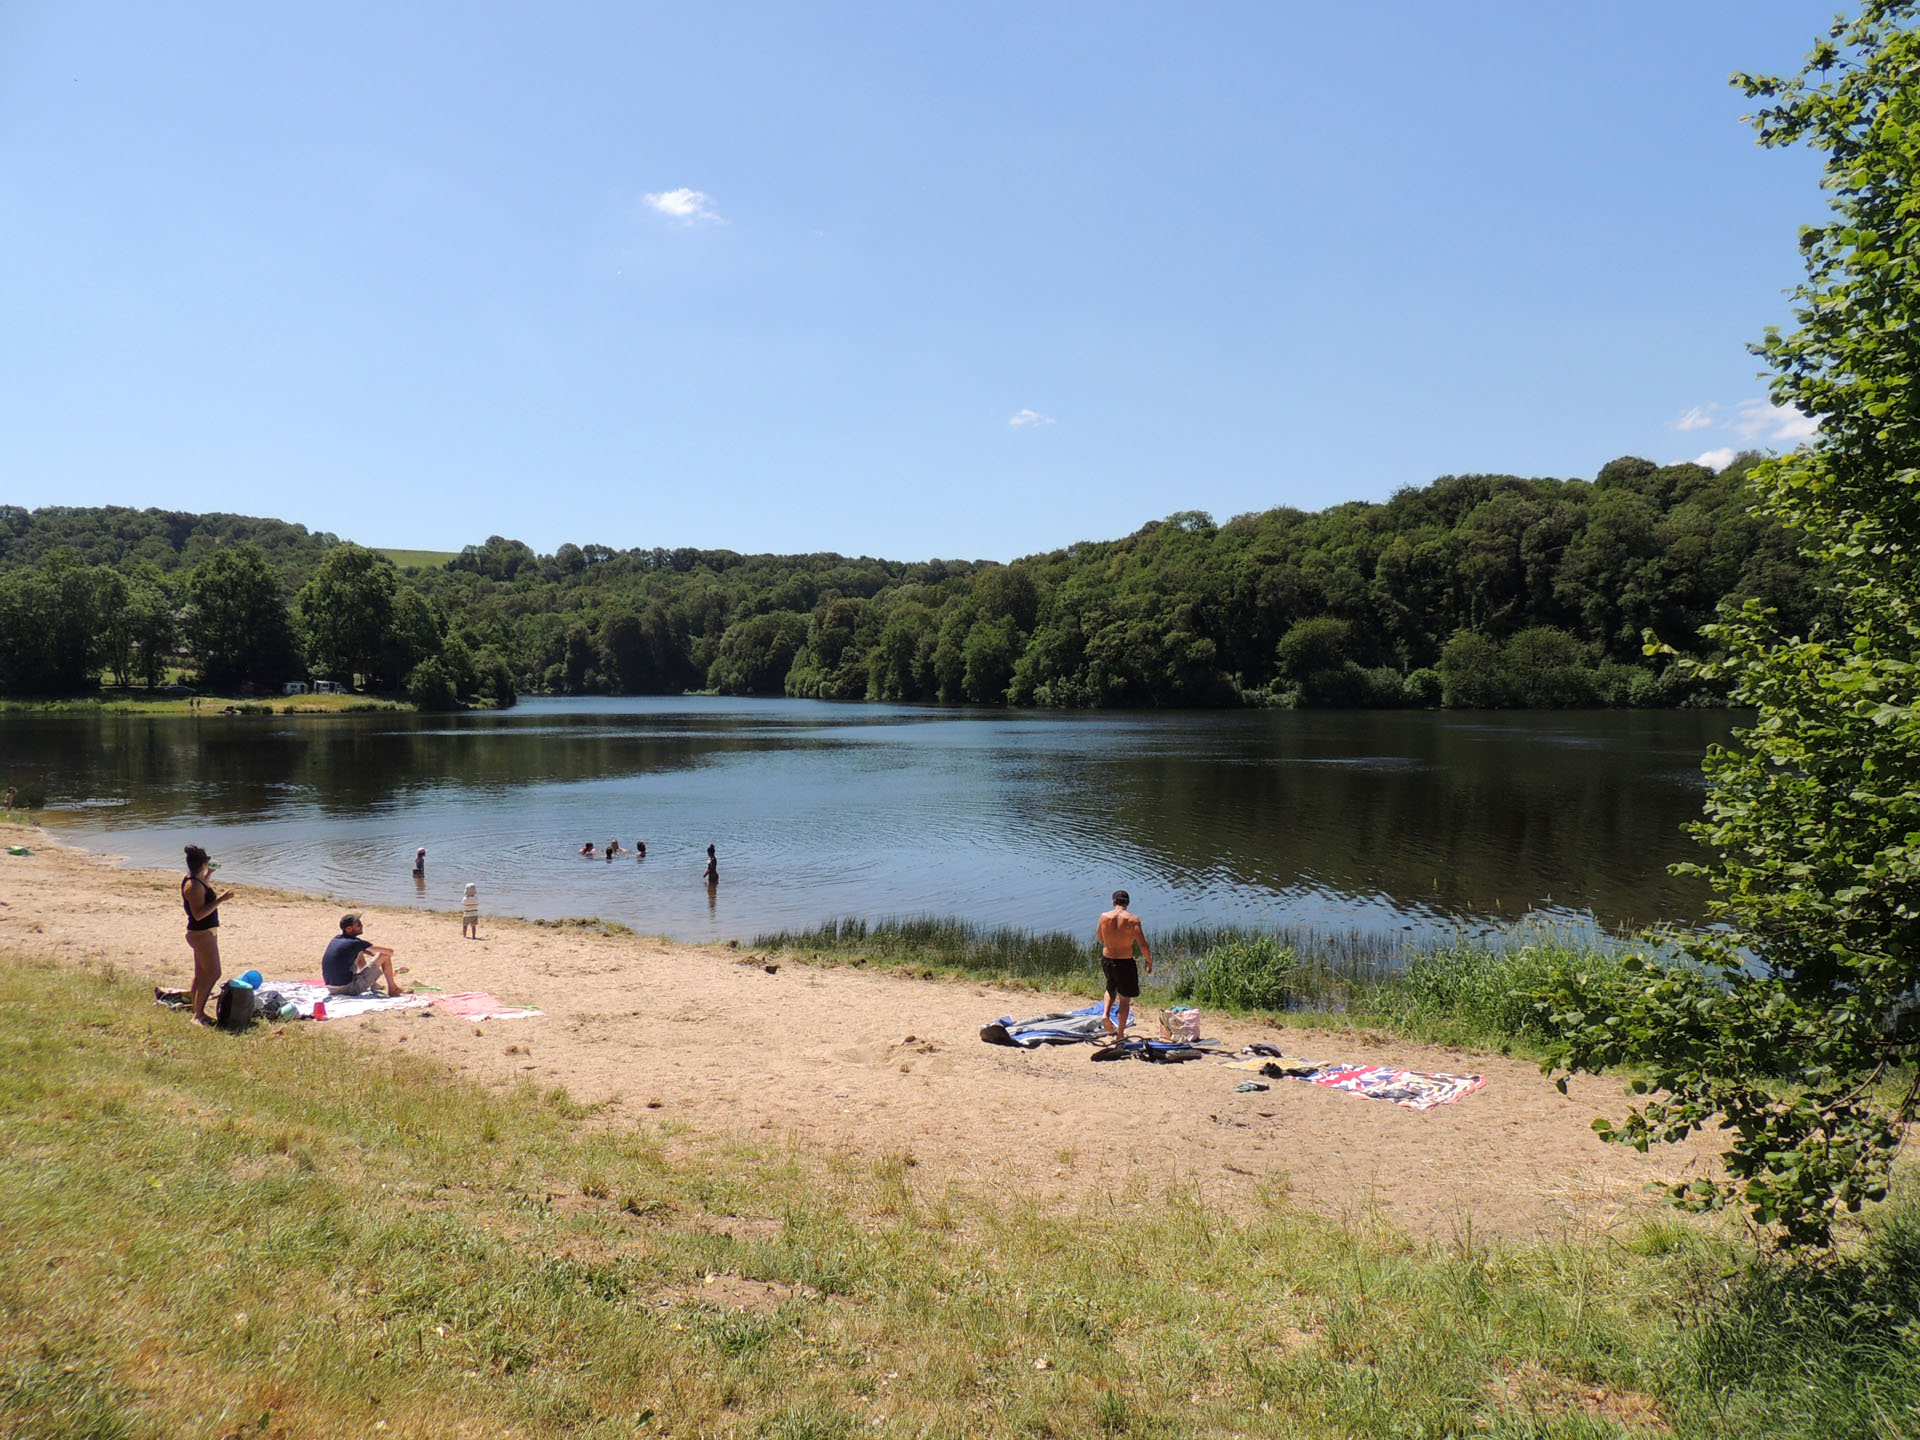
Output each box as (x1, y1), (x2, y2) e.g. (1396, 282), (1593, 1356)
(3, 698), (1732, 943)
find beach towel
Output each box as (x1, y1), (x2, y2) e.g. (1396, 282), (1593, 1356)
(982, 1004), (1220, 1050)
(1219, 1052), (1322, 1076)
(264, 981), (431, 1020)
(1305, 1064), (1485, 1112)
(981, 1004), (1111, 1047)
(433, 991), (543, 1022)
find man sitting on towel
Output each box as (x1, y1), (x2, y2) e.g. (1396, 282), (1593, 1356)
(322, 913), (407, 996)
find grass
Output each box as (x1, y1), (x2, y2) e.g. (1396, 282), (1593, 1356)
(751, 915), (1656, 1054)
(0, 691), (409, 716)
(376, 548), (460, 571)
(3, 954), (1916, 1438)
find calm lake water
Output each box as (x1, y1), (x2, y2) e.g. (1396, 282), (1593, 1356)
(5, 698), (1735, 944)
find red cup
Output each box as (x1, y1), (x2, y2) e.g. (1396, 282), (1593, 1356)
(312, 1000), (328, 1021)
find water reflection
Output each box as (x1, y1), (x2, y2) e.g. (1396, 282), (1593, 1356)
(2, 698), (1732, 943)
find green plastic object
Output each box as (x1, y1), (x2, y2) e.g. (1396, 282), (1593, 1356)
(5, 846), (31, 857)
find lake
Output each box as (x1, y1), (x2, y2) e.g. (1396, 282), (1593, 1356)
(3, 698), (1735, 943)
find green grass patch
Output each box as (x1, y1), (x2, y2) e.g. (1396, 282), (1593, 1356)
(375, 548), (459, 571)
(4, 954), (1915, 1438)
(0, 692), (410, 716)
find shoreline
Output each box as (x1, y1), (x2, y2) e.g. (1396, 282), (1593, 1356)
(0, 826), (1726, 1242)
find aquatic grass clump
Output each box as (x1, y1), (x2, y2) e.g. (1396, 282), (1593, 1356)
(1149, 923), (1422, 1013)
(752, 914), (1097, 983)
(753, 915), (1428, 999)
(754, 913), (1672, 1053)
(1173, 935), (1300, 1012)
(1356, 936), (1648, 1049)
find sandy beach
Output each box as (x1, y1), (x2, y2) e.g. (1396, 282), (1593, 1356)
(0, 830), (1723, 1242)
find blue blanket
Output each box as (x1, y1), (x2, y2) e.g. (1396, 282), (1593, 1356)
(980, 1004), (1109, 1048)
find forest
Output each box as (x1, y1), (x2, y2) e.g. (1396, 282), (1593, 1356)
(0, 451), (1819, 709)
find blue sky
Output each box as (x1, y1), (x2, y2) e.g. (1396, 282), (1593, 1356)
(1, 2), (1833, 561)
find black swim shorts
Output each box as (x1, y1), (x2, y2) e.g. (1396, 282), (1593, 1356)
(1100, 956), (1141, 998)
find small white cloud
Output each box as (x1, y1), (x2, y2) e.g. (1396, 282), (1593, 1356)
(642, 188), (725, 224)
(1694, 447), (1739, 471)
(1730, 397), (1818, 444)
(1008, 408), (1055, 428)
(1672, 405), (1717, 431)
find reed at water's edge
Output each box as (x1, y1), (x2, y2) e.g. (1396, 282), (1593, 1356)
(751, 914), (1668, 1052)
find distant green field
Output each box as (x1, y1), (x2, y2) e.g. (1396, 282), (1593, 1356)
(375, 547), (459, 570)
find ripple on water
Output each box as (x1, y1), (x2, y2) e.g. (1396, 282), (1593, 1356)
(23, 702), (1731, 942)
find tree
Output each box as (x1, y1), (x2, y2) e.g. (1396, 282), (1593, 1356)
(0, 568), (66, 694)
(125, 564), (178, 689)
(1499, 627), (1592, 708)
(706, 612), (809, 695)
(1274, 616), (1368, 705)
(472, 645), (517, 707)
(1438, 630), (1504, 708)
(95, 567), (134, 687)
(184, 544), (302, 688)
(298, 544), (397, 684)
(960, 615), (1021, 703)
(786, 596), (874, 701)
(1541, 3), (1920, 1246)
(866, 601), (938, 701)
(405, 657), (459, 711)
(382, 587), (443, 688)
(562, 623), (599, 694)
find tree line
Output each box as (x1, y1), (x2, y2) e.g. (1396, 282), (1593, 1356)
(0, 451), (1819, 708)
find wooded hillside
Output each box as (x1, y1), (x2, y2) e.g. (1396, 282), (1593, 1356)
(0, 452), (1818, 707)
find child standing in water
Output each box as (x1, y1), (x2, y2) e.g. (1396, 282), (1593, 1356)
(461, 882), (480, 939)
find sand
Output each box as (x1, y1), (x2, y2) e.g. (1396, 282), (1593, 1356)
(0, 830), (1724, 1242)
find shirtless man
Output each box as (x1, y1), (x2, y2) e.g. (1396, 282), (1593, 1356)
(1097, 889), (1152, 1042)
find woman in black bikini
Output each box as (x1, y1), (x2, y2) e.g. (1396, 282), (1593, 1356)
(181, 844), (234, 1025)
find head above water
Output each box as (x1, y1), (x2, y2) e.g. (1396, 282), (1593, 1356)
(184, 843), (209, 874)
(1112, 890), (1130, 908)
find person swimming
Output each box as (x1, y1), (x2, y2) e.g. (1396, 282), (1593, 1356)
(635, 840), (647, 859)
(607, 839), (623, 857)
(579, 841), (598, 858)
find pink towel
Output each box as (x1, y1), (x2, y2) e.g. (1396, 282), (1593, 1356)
(432, 991), (542, 1021)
